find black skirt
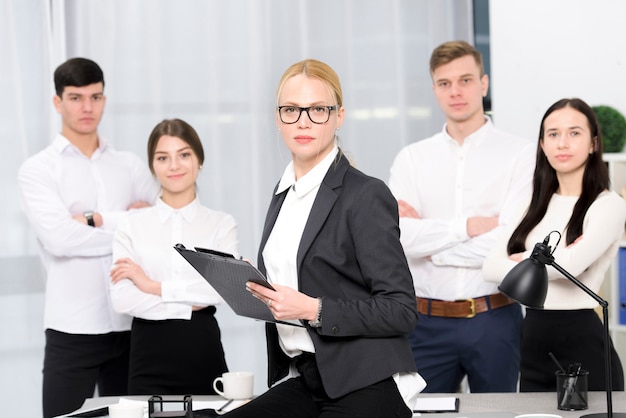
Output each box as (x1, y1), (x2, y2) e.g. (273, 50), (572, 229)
(520, 308), (624, 392)
(128, 306), (228, 395)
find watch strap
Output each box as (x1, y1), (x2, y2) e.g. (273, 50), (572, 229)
(308, 298), (322, 328)
(84, 211), (95, 227)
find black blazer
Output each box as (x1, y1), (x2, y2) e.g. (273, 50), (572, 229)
(257, 153), (418, 399)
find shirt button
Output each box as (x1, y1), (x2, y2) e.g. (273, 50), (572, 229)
(331, 326), (339, 334)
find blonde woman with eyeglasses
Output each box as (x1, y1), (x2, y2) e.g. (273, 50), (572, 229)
(226, 59), (424, 418)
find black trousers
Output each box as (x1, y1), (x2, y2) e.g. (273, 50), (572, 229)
(521, 308), (624, 392)
(128, 306), (228, 395)
(42, 329), (130, 418)
(225, 354), (411, 418)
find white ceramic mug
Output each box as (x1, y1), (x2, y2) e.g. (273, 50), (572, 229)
(108, 402), (145, 418)
(514, 414), (562, 418)
(213, 371), (254, 400)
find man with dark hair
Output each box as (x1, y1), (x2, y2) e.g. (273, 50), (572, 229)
(18, 57), (158, 417)
(389, 41), (535, 393)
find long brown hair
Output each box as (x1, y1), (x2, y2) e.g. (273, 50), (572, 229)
(507, 98), (608, 253)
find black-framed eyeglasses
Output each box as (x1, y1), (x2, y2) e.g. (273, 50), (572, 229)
(277, 105), (337, 124)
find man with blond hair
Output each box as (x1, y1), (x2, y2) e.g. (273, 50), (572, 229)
(389, 41), (535, 393)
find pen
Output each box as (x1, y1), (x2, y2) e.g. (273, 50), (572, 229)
(217, 399), (234, 413)
(548, 352), (566, 373)
(560, 362), (582, 409)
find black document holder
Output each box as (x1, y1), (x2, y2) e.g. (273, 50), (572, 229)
(174, 244), (302, 327)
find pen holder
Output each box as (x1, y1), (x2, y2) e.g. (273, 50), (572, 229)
(556, 370), (588, 411)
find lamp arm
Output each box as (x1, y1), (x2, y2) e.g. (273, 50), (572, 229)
(550, 260), (614, 417)
(549, 260), (608, 308)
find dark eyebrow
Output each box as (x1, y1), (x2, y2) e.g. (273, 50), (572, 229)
(154, 146), (192, 154)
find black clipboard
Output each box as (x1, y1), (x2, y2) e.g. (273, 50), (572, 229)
(174, 244), (303, 327)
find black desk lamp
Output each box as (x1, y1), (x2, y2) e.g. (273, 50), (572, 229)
(498, 231), (626, 418)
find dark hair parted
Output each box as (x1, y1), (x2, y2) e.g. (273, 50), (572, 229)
(147, 119), (205, 175)
(429, 40), (484, 77)
(507, 98), (609, 253)
(54, 58), (104, 97)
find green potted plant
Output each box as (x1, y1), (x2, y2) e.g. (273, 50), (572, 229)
(592, 105), (626, 153)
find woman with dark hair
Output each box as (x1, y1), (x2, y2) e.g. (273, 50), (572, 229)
(110, 118), (238, 394)
(483, 98), (625, 391)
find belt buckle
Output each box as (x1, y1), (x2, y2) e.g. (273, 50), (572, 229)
(456, 298), (476, 318)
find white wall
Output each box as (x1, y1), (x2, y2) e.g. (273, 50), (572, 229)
(490, 0), (626, 375)
(490, 0), (626, 142)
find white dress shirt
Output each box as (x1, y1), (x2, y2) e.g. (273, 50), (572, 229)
(18, 133), (159, 334)
(110, 196), (239, 320)
(483, 191), (626, 309)
(263, 146), (339, 357)
(389, 117), (535, 300)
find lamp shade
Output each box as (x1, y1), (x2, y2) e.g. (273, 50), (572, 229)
(498, 257), (548, 309)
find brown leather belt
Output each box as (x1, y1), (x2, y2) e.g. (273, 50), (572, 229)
(416, 293), (515, 318)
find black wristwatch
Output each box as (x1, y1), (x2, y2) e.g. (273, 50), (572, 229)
(83, 211), (95, 227)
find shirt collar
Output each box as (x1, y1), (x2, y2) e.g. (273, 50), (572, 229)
(441, 115), (493, 146)
(156, 195), (200, 223)
(275, 146), (339, 197)
(53, 133), (110, 156)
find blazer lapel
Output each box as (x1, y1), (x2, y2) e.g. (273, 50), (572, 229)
(258, 185), (288, 273)
(296, 154), (349, 270)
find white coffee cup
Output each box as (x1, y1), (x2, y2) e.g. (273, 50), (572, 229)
(213, 371), (254, 400)
(108, 402), (145, 418)
(514, 414), (562, 418)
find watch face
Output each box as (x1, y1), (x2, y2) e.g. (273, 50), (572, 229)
(84, 211), (95, 227)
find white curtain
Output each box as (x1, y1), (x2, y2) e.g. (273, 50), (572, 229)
(1, 0), (472, 414)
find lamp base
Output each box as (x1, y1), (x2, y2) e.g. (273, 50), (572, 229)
(580, 413), (626, 417)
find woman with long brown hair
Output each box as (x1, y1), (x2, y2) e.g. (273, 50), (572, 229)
(484, 98), (625, 391)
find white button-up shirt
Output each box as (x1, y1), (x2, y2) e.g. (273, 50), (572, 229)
(110, 196), (238, 320)
(18, 133), (159, 334)
(389, 118), (535, 300)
